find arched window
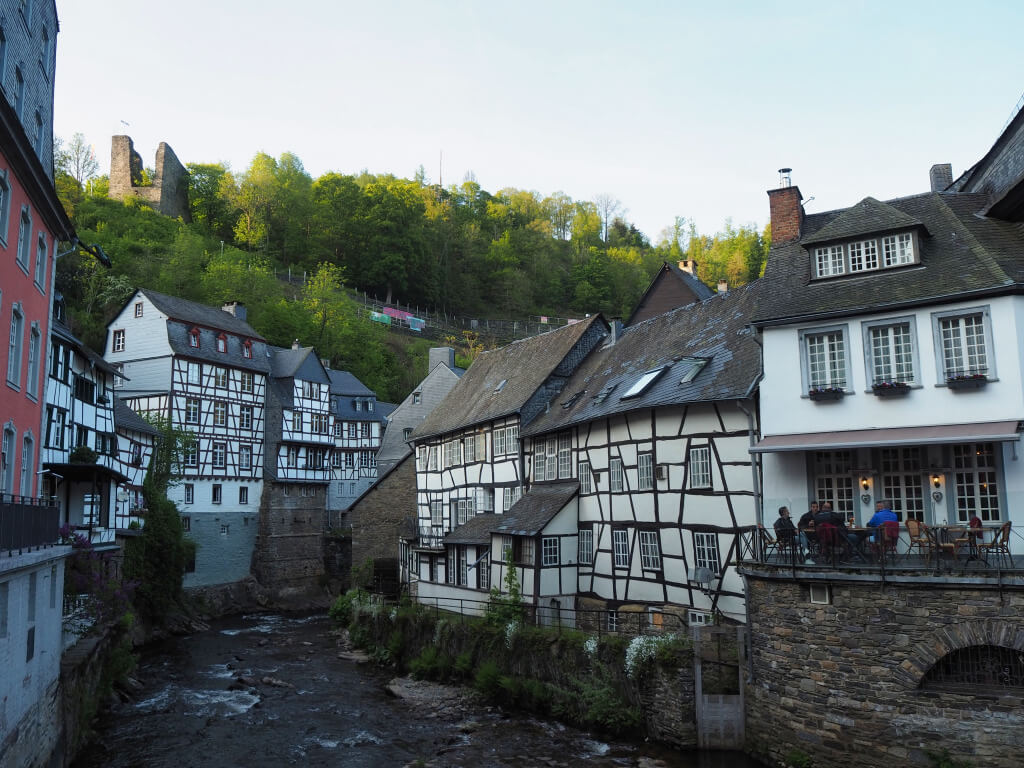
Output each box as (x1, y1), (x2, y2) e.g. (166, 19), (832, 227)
(921, 645), (1024, 693)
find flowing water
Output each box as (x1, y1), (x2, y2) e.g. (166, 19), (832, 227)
(72, 613), (765, 768)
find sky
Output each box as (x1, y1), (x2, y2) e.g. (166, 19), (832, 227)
(54, 0), (1024, 244)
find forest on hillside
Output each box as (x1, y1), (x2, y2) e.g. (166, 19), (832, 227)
(53, 134), (770, 402)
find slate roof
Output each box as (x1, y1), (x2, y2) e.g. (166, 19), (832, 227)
(665, 261), (716, 299)
(328, 370), (374, 397)
(413, 315), (605, 441)
(52, 320), (122, 377)
(753, 191), (1024, 326)
(114, 398), (159, 436)
(444, 512), (504, 545)
(800, 197), (925, 246)
(492, 481), (579, 537)
(522, 284), (764, 436)
(270, 345), (313, 378)
(140, 289), (264, 338)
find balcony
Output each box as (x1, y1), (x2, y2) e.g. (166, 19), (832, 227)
(0, 495), (61, 552)
(415, 526), (447, 550)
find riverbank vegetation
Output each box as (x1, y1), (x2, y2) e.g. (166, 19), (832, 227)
(330, 589), (692, 739)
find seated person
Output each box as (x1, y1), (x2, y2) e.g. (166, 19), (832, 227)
(798, 502), (819, 558)
(773, 506), (797, 553)
(819, 502), (864, 558)
(866, 501), (898, 543)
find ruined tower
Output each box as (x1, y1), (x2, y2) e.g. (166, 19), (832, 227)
(109, 135), (191, 221)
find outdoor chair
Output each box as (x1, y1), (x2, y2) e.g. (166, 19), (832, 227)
(815, 523), (840, 563)
(978, 522), (1013, 568)
(905, 519), (931, 563)
(927, 524), (968, 565)
(761, 526), (798, 563)
(871, 520), (900, 562)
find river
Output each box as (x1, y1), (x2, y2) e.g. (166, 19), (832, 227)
(72, 612), (766, 768)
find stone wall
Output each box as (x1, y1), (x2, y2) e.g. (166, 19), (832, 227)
(251, 483), (328, 602)
(743, 571), (1024, 768)
(349, 455), (415, 579)
(109, 135), (191, 221)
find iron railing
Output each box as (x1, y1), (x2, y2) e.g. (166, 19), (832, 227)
(0, 494), (61, 553)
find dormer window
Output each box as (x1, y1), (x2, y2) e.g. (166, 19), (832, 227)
(188, 327), (200, 348)
(812, 232), (917, 279)
(242, 339), (253, 359)
(216, 333), (227, 353)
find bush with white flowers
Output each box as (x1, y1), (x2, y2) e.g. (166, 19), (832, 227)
(624, 633), (678, 678)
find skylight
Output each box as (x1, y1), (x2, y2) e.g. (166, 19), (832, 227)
(679, 357), (709, 384)
(620, 366), (667, 399)
(494, 379), (507, 393)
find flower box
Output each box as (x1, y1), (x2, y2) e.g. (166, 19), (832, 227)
(808, 387), (845, 402)
(872, 382), (910, 398)
(947, 376), (987, 391)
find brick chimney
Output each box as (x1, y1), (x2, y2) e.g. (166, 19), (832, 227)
(767, 168), (803, 245)
(929, 163), (953, 192)
(717, 280), (728, 293)
(678, 259), (698, 275)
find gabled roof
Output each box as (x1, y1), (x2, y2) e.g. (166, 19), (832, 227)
(328, 369), (374, 397)
(270, 345), (312, 378)
(114, 398), (159, 436)
(523, 284), (763, 436)
(493, 481), (579, 537)
(626, 261), (715, 325)
(138, 289), (264, 339)
(754, 191), (1024, 326)
(413, 315), (605, 441)
(444, 512), (504, 545)
(801, 197), (925, 246)
(52, 320), (122, 377)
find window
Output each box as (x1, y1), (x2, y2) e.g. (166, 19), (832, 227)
(216, 334), (227, 353)
(25, 325), (39, 398)
(213, 401), (227, 426)
(184, 484), (194, 504)
(953, 443), (1000, 522)
(130, 443), (142, 465)
(814, 244), (845, 277)
(578, 528), (593, 564)
(7, 305), (23, 385)
(292, 411), (303, 432)
(0, 168), (10, 245)
(813, 233), (916, 279)
(303, 380), (318, 399)
(183, 443), (198, 468)
(638, 453), (654, 490)
(187, 362), (201, 385)
(578, 461), (592, 494)
(803, 327), (848, 390)
(694, 532), (720, 577)
(0, 426), (14, 494)
(189, 328), (200, 348)
(346, 422), (357, 439)
(477, 554), (489, 590)
(688, 446), (711, 489)
(220, 524), (229, 536)
(214, 367), (228, 388)
(212, 484), (222, 504)
(557, 433), (571, 478)
(848, 238), (878, 272)
(112, 329), (126, 352)
(494, 427), (507, 456)
(312, 414), (328, 434)
(621, 366), (666, 399)
(428, 445), (439, 471)
(502, 486), (521, 512)
(607, 610), (619, 632)
(430, 500), (443, 527)
(367, 401), (374, 412)
(239, 486), (248, 504)
(936, 310), (990, 381)
(542, 537), (559, 566)
(865, 319), (915, 386)
(404, 428), (413, 440)
(639, 530), (661, 570)
(286, 446), (298, 467)
(16, 206), (30, 271)
(45, 407), (65, 448)
(212, 442), (226, 469)
(185, 398), (200, 424)
(360, 422), (370, 438)
(344, 451), (354, 468)
(880, 447), (924, 522)
(612, 529), (629, 568)
(19, 434), (31, 495)
(354, 399), (361, 412)
(812, 450), (854, 518)
(72, 374), (95, 404)
(240, 371), (254, 393)
(242, 340), (253, 359)
(34, 232), (46, 288)
(883, 233), (914, 266)
(239, 444), (252, 471)
(610, 458), (624, 492)
(134, 302), (143, 318)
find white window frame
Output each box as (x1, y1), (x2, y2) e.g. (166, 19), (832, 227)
(694, 531), (720, 577)
(578, 461), (592, 494)
(862, 316), (918, 387)
(34, 232), (47, 288)
(186, 362), (201, 385)
(25, 324), (39, 399)
(502, 486), (521, 512)
(688, 445), (712, 489)
(799, 324), (851, 393)
(134, 302), (143, 318)
(542, 536), (559, 566)
(112, 329), (125, 353)
(239, 405), (253, 430)
(212, 484), (222, 504)
(0, 169), (10, 246)
(239, 486), (248, 504)
(557, 432), (571, 478)
(578, 528), (593, 565)
(213, 401), (227, 426)
(639, 529), (661, 570)
(15, 206), (30, 271)
(240, 371), (254, 393)
(7, 304), (23, 386)
(882, 233), (915, 267)
(238, 444), (252, 471)
(183, 483), (194, 504)
(184, 398), (200, 424)
(848, 238), (878, 273)
(931, 307), (994, 383)
(813, 244), (845, 277)
(952, 442), (1001, 523)
(612, 529), (629, 568)
(214, 366), (228, 388)
(638, 452), (654, 490)
(212, 442), (227, 469)
(610, 457), (624, 492)
(430, 500), (443, 527)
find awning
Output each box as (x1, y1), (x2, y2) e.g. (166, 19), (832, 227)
(751, 420), (1023, 453)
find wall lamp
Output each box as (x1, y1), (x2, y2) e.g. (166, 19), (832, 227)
(931, 474), (942, 488)
(860, 477), (870, 491)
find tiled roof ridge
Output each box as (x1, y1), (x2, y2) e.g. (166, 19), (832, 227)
(139, 288), (264, 338)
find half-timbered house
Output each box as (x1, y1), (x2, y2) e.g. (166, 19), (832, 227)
(41, 316), (126, 544)
(253, 343), (332, 596)
(113, 398), (158, 529)
(327, 369), (386, 519)
(104, 291), (269, 587)
(407, 315), (607, 611)
(521, 288), (763, 627)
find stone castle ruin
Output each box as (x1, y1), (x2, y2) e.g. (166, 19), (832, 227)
(109, 135), (191, 221)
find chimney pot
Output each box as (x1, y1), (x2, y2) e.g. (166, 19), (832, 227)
(717, 280), (728, 293)
(292, 339), (300, 350)
(929, 163), (953, 193)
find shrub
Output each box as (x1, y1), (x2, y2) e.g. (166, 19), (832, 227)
(329, 588), (369, 626)
(474, 661), (503, 699)
(454, 650), (474, 679)
(574, 672), (642, 736)
(409, 646), (452, 681)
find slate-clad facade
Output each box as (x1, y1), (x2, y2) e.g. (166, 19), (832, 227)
(327, 368), (386, 516)
(105, 291), (269, 587)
